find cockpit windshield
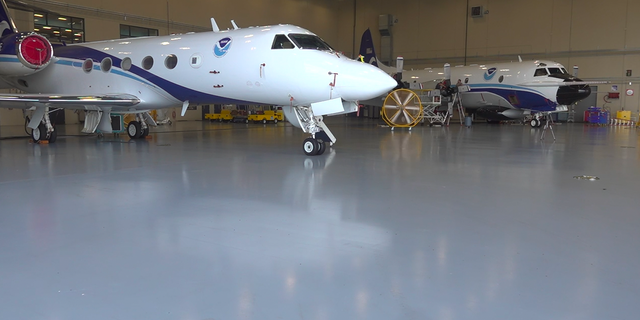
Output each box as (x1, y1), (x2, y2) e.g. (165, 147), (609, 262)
(548, 67), (564, 75)
(272, 34), (296, 49)
(534, 68), (548, 77)
(288, 34), (334, 51)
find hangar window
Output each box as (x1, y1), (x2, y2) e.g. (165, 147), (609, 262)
(165, 55), (178, 69)
(121, 57), (132, 71)
(272, 34), (295, 49)
(288, 34), (333, 51)
(120, 25), (159, 38)
(101, 57), (112, 73)
(33, 11), (84, 43)
(534, 68), (548, 77)
(82, 59), (93, 73)
(142, 56), (154, 70)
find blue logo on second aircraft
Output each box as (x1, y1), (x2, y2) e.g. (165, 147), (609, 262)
(483, 67), (497, 81)
(214, 37), (232, 57)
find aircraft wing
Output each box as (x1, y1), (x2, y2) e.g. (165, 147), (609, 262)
(0, 93), (140, 109)
(520, 81), (608, 87)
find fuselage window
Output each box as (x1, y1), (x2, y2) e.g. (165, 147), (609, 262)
(165, 54), (178, 69)
(142, 56), (154, 70)
(534, 68), (548, 77)
(464, 77), (469, 83)
(499, 75), (504, 83)
(83, 59), (93, 73)
(272, 34), (295, 49)
(560, 67), (568, 74)
(101, 57), (112, 73)
(288, 34), (333, 51)
(548, 67), (562, 75)
(121, 57), (132, 71)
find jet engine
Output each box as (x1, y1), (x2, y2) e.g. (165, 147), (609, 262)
(0, 33), (54, 76)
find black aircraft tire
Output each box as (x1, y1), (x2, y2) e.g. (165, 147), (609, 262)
(32, 123), (47, 142)
(316, 139), (326, 155)
(48, 127), (57, 143)
(127, 121), (142, 139)
(303, 138), (318, 156)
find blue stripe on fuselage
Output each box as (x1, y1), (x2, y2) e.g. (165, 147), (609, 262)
(0, 56), (19, 63)
(50, 45), (261, 105)
(468, 83), (557, 111)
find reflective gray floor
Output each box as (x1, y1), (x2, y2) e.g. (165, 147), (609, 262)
(1, 119), (639, 320)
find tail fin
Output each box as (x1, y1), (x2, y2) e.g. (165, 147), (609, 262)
(358, 28), (378, 67)
(358, 28), (397, 75)
(0, 0), (18, 36)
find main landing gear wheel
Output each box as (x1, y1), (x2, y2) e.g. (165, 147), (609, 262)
(530, 119), (541, 128)
(382, 89), (423, 128)
(303, 137), (321, 155)
(31, 123), (47, 143)
(316, 139), (326, 155)
(140, 127), (150, 138)
(47, 128), (57, 143)
(127, 121), (142, 138)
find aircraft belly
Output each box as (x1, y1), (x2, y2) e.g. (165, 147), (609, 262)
(460, 91), (515, 109)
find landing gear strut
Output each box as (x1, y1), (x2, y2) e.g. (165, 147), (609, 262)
(28, 107), (57, 143)
(291, 105), (336, 156)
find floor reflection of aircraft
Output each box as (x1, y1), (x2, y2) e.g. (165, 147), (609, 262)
(359, 29), (602, 127)
(0, 2), (396, 155)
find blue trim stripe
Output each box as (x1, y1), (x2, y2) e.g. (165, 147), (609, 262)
(52, 45), (262, 105)
(0, 56), (19, 63)
(55, 59), (74, 66)
(467, 84), (557, 111)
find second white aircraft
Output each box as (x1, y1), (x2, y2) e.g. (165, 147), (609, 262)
(358, 29), (596, 127)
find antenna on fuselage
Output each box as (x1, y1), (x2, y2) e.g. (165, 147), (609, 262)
(231, 20), (239, 30)
(211, 18), (220, 32)
(395, 56), (404, 82)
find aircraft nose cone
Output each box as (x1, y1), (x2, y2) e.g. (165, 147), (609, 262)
(337, 61), (397, 101)
(557, 78), (591, 105)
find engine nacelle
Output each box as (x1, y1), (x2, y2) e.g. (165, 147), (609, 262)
(475, 108), (526, 121)
(0, 33), (54, 77)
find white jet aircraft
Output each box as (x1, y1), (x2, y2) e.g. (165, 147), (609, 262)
(359, 28), (599, 127)
(0, 2), (396, 155)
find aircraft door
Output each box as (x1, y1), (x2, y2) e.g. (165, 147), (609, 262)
(260, 34), (302, 103)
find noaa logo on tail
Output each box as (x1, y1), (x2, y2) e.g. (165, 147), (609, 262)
(483, 67), (497, 80)
(214, 37), (232, 58)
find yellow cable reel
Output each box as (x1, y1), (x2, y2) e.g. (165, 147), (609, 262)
(381, 89), (423, 127)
